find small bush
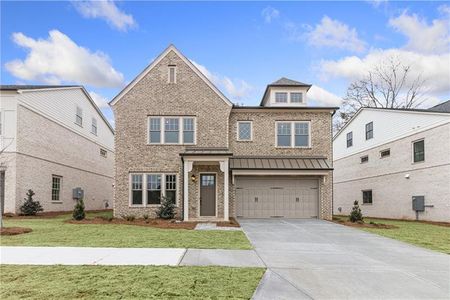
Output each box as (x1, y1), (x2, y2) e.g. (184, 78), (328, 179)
(72, 198), (86, 221)
(20, 190), (43, 216)
(156, 196), (176, 220)
(143, 214), (149, 220)
(122, 215), (135, 222)
(370, 221), (376, 225)
(349, 200), (363, 223)
(100, 215), (113, 222)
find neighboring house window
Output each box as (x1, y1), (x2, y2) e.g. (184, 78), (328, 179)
(276, 121), (310, 148)
(148, 116), (196, 145)
(52, 175), (62, 202)
(168, 66), (176, 83)
(147, 174), (162, 204)
(75, 106), (83, 126)
(100, 148), (107, 157)
(362, 190), (373, 204)
(365, 122), (373, 140)
(149, 117), (161, 143)
(131, 174), (143, 205)
(164, 118), (179, 143)
(360, 155), (369, 163)
(165, 175), (177, 204)
(346, 132), (353, 148)
(413, 139), (425, 163)
(183, 118), (195, 144)
(275, 92), (288, 103)
(91, 118), (97, 135)
(290, 93), (303, 103)
(237, 121), (252, 141)
(380, 149), (390, 158)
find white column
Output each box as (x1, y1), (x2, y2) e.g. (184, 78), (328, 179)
(183, 161), (193, 221)
(220, 159), (229, 221)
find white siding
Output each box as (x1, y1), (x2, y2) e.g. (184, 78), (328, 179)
(18, 88), (114, 150)
(334, 109), (450, 160)
(0, 94), (18, 152)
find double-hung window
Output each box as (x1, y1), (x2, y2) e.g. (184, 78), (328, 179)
(275, 92), (288, 103)
(52, 175), (62, 202)
(290, 93), (303, 103)
(237, 121), (252, 141)
(165, 175), (177, 204)
(147, 174), (161, 204)
(75, 106), (83, 126)
(362, 190), (373, 204)
(277, 121), (310, 148)
(91, 118), (97, 135)
(148, 116), (195, 144)
(168, 66), (176, 83)
(413, 139), (425, 163)
(365, 122), (373, 140)
(346, 132), (353, 148)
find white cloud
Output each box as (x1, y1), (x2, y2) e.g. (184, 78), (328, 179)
(89, 91), (110, 108)
(72, 0), (136, 32)
(438, 4), (450, 16)
(389, 11), (449, 54)
(5, 30), (124, 88)
(261, 6), (280, 23)
(307, 85), (342, 106)
(320, 48), (450, 95)
(191, 60), (254, 103)
(306, 16), (366, 52)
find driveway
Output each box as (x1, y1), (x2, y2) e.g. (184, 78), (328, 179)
(239, 219), (450, 300)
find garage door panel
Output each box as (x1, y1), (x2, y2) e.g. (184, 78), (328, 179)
(236, 177), (319, 218)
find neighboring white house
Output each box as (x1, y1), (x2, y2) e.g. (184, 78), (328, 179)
(0, 85), (114, 214)
(333, 104), (450, 222)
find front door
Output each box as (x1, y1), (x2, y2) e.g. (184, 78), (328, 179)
(200, 174), (216, 216)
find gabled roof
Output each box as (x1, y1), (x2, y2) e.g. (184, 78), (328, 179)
(1, 85), (114, 134)
(260, 77), (312, 106)
(333, 106), (450, 140)
(109, 44), (233, 107)
(428, 100), (450, 113)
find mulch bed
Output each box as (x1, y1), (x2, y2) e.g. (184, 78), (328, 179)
(3, 210), (113, 219)
(0, 227), (33, 235)
(333, 220), (398, 229)
(217, 217), (240, 228)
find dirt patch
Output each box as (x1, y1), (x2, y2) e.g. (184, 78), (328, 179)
(66, 217), (198, 230)
(216, 217), (240, 228)
(333, 220), (398, 229)
(3, 210), (112, 219)
(0, 227), (33, 235)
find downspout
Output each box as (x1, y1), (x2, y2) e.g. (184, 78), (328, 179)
(181, 156), (185, 221)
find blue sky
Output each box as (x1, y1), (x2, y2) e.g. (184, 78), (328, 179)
(1, 1), (449, 125)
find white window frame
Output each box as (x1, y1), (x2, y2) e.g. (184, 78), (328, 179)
(411, 138), (425, 164)
(75, 106), (83, 127)
(275, 121), (311, 148)
(168, 66), (177, 84)
(290, 92), (303, 103)
(147, 116), (196, 145)
(91, 117), (97, 135)
(236, 121), (253, 142)
(51, 175), (62, 202)
(129, 172), (178, 207)
(275, 92), (288, 103)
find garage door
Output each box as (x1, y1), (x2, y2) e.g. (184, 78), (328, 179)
(235, 177), (319, 218)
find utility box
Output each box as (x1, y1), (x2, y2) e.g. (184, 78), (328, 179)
(72, 187), (84, 200)
(412, 196), (425, 212)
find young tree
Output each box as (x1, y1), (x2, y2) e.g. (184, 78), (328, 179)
(73, 198), (86, 221)
(335, 55), (427, 131)
(20, 189), (43, 216)
(349, 200), (363, 223)
(156, 196), (176, 220)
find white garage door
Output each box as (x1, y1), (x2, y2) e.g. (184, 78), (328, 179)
(235, 177), (319, 218)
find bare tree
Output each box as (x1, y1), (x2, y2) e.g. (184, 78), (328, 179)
(335, 56), (427, 131)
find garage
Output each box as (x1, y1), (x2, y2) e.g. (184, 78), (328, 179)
(235, 176), (319, 218)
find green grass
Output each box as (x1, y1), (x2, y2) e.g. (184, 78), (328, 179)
(0, 265), (265, 299)
(0, 212), (252, 249)
(335, 215), (450, 254)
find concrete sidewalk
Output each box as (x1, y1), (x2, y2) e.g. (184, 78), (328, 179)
(0, 246), (264, 267)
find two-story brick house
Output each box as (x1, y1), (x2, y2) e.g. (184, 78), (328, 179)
(111, 45), (337, 221)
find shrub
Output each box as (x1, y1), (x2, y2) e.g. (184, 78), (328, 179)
(349, 200), (363, 223)
(122, 215), (135, 222)
(72, 198), (86, 221)
(20, 190), (43, 216)
(143, 214), (149, 220)
(100, 215), (113, 222)
(156, 196), (176, 220)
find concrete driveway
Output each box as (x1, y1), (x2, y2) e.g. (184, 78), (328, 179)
(239, 219), (450, 300)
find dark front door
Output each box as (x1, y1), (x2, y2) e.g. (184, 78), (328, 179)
(0, 171), (5, 215)
(200, 174), (216, 216)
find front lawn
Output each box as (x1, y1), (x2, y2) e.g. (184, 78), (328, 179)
(334, 215), (450, 254)
(0, 212), (252, 249)
(0, 265), (265, 299)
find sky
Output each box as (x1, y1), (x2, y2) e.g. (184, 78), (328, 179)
(1, 1), (449, 126)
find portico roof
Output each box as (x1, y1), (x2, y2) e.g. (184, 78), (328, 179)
(229, 156), (332, 170)
(180, 147), (233, 156)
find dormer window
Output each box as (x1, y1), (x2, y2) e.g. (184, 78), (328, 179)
(290, 92), (303, 103)
(275, 92), (288, 103)
(168, 65), (176, 83)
